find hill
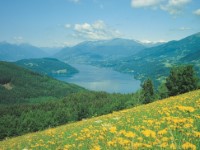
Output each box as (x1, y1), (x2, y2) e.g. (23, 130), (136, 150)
(0, 61), (84, 104)
(0, 42), (48, 61)
(106, 32), (200, 85)
(54, 38), (146, 64)
(1, 90), (200, 149)
(15, 58), (78, 77)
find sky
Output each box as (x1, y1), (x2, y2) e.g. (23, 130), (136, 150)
(0, 0), (200, 47)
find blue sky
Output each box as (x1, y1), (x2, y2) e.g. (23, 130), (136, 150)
(0, 0), (200, 47)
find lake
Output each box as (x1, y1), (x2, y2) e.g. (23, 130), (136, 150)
(56, 64), (141, 94)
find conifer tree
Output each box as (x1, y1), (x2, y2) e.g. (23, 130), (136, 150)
(166, 65), (198, 96)
(141, 78), (154, 104)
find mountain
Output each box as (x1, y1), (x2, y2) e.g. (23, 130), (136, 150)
(54, 38), (146, 64)
(15, 58), (78, 77)
(0, 61), (84, 104)
(1, 89), (199, 149)
(0, 42), (48, 61)
(40, 47), (62, 55)
(106, 32), (200, 85)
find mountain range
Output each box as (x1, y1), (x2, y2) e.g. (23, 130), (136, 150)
(0, 32), (199, 86)
(0, 42), (48, 61)
(54, 38), (146, 63)
(106, 32), (200, 85)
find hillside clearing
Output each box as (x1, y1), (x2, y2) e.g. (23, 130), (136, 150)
(1, 90), (200, 150)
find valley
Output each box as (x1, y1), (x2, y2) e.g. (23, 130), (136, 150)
(0, 29), (200, 150)
(1, 0), (200, 149)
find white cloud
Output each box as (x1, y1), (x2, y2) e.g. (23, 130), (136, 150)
(131, 0), (161, 8)
(65, 24), (71, 28)
(179, 27), (192, 30)
(13, 36), (24, 43)
(161, 0), (191, 15)
(193, 9), (200, 16)
(140, 39), (167, 44)
(72, 20), (121, 40)
(68, 0), (80, 3)
(131, 0), (192, 15)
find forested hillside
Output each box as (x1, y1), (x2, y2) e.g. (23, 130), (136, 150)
(102, 32), (200, 86)
(0, 61), (83, 104)
(15, 58), (78, 77)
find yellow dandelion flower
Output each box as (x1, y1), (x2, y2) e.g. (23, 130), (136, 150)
(182, 142), (196, 150)
(132, 142), (143, 149)
(194, 131), (200, 138)
(102, 127), (107, 132)
(124, 131), (136, 138)
(184, 123), (193, 128)
(110, 126), (117, 133)
(161, 137), (169, 142)
(160, 142), (168, 148)
(64, 144), (71, 150)
(107, 141), (115, 146)
(177, 106), (195, 113)
(158, 128), (167, 135)
(142, 129), (156, 138)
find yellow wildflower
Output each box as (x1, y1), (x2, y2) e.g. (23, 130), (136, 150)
(194, 131), (200, 138)
(182, 142), (196, 150)
(110, 126), (117, 133)
(161, 137), (169, 142)
(124, 131), (136, 138)
(158, 128), (167, 135)
(160, 142), (168, 148)
(132, 142), (143, 149)
(91, 145), (101, 150)
(142, 129), (156, 138)
(107, 141), (115, 146)
(177, 106), (195, 113)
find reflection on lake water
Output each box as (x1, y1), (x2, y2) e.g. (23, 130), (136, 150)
(55, 64), (141, 94)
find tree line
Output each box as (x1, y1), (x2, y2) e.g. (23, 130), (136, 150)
(141, 65), (199, 104)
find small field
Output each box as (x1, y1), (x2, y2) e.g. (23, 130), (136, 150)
(1, 90), (200, 150)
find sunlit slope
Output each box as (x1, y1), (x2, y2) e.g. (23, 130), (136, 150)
(1, 90), (200, 150)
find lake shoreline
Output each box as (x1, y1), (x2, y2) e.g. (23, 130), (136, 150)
(55, 64), (141, 94)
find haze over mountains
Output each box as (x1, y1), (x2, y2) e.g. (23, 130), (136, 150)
(0, 42), (48, 61)
(54, 38), (147, 64)
(0, 32), (200, 86)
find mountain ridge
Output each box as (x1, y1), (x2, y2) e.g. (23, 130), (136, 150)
(54, 38), (146, 63)
(107, 32), (200, 85)
(0, 42), (48, 61)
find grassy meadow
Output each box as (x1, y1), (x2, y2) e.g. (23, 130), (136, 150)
(1, 90), (200, 150)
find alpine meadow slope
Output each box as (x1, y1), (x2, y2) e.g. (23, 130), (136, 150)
(1, 89), (200, 149)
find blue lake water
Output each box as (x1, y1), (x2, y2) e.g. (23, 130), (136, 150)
(56, 64), (141, 94)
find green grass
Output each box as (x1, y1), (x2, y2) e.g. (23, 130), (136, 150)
(1, 90), (200, 150)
